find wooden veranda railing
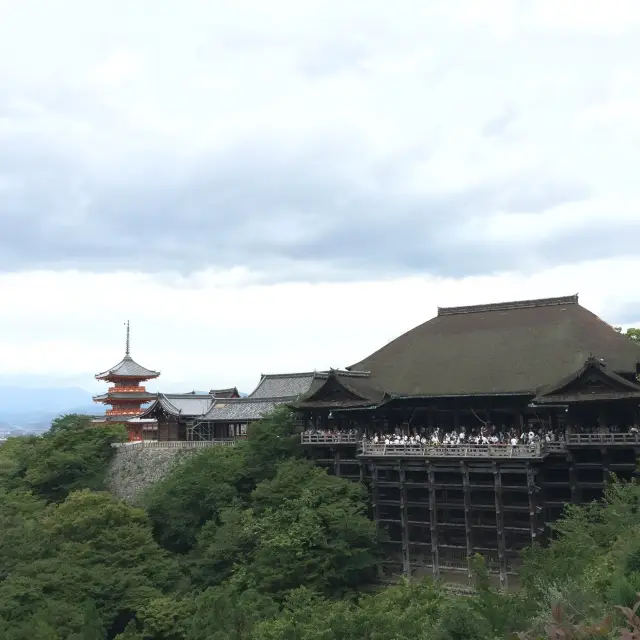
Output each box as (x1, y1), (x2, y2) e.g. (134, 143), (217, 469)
(300, 433), (360, 444)
(111, 440), (237, 450)
(358, 442), (546, 458)
(566, 432), (640, 445)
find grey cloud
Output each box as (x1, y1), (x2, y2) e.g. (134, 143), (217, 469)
(0, 123), (614, 283)
(610, 303), (640, 326)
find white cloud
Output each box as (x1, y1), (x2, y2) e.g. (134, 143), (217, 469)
(1, 1), (640, 392)
(1, 261), (639, 394)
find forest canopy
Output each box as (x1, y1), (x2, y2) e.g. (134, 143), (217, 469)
(1, 410), (640, 639)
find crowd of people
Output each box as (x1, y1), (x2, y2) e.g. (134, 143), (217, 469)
(303, 425), (566, 448)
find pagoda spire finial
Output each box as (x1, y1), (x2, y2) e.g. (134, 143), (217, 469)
(125, 320), (130, 356)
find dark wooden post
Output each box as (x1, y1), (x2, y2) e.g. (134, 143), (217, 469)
(526, 462), (539, 545)
(428, 462), (439, 580)
(371, 463), (380, 524)
(399, 462), (410, 576)
(461, 461), (473, 585)
(334, 449), (341, 477)
(493, 461), (507, 589)
(568, 452), (578, 504)
(601, 446), (610, 486)
(518, 412), (525, 433)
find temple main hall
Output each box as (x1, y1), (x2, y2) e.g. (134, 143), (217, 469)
(100, 295), (640, 585)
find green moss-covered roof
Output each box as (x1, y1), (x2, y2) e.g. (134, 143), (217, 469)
(348, 295), (640, 397)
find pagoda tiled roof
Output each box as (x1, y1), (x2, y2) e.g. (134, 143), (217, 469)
(93, 391), (157, 402)
(95, 355), (160, 380)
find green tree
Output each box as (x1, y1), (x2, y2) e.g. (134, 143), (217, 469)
(243, 407), (302, 484)
(252, 580), (446, 640)
(67, 601), (107, 640)
(193, 460), (381, 598)
(136, 595), (191, 640)
(187, 583), (278, 640)
(114, 620), (144, 640)
(144, 445), (249, 553)
(0, 490), (179, 638)
(0, 435), (40, 491)
(22, 416), (126, 502)
(520, 478), (640, 633)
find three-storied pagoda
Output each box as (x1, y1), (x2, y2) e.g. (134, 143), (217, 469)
(93, 321), (160, 440)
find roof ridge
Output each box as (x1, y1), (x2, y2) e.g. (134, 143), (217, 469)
(438, 294), (579, 316)
(215, 395), (297, 403)
(261, 371), (317, 378)
(164, 392), (211, 398)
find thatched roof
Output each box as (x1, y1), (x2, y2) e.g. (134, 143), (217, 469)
(348, 295), (640, 397)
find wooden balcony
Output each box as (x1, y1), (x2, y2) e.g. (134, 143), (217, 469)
(106, 409), (145, 416)
(301, 431), (640, 455)
(359, 442), (547, 459)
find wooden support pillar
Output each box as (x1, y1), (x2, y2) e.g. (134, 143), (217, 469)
(334, 449), (341, 477)
(399, 463), (411, 576)
(601, 446), (610, 486)
(428, 462), (439, 580)
(461, 461), (473, 584)
(359, 460), (365, 483)
(492, 461), (507, 589)
(526, 462), (539, 545)
(568, 452), (579, 504)
(371, 464), (381, 524)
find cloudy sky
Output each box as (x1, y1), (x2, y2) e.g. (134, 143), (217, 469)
(1, 0), (640, 396)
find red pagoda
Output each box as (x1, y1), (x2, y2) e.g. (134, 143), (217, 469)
(93, 321), (160, 441)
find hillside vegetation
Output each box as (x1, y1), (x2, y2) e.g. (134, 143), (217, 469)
(1, 410), (640, 639)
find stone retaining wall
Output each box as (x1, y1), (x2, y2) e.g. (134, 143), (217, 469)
(106, 441), (233, 504)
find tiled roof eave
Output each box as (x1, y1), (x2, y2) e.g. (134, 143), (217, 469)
(534, 391), (640, 403)
(388, 391), (535, 400)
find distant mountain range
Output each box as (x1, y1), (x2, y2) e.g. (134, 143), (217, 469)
(0, 386), (248, 434)
(0, 386), (98, 433)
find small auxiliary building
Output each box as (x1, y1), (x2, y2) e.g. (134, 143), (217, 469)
(139, 388), (240, 441)
(93, 322), (160, 440)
